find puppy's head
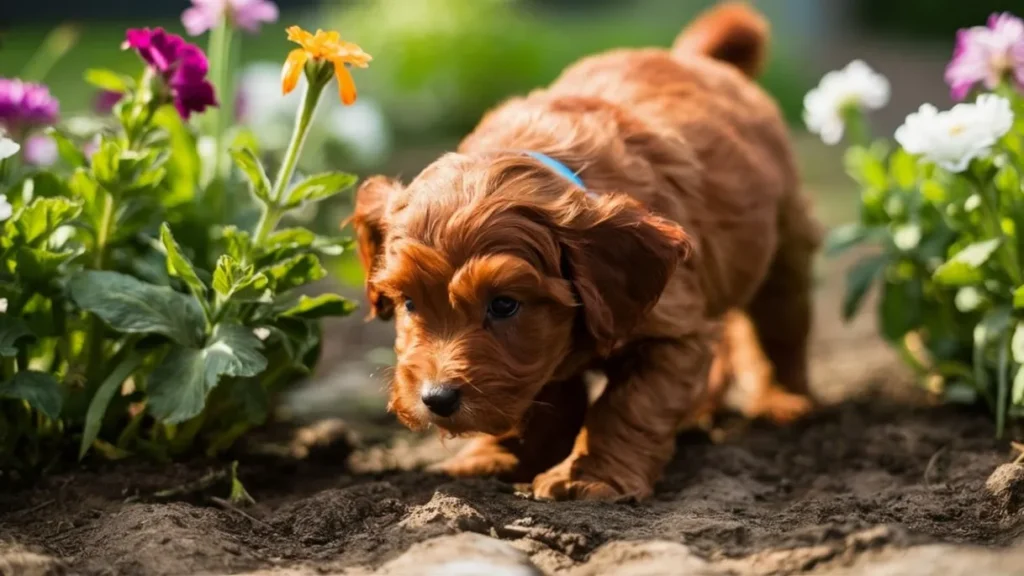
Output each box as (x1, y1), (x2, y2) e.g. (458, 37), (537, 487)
(352, 153), (690, 436)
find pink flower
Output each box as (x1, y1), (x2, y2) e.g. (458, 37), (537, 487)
(945, 12), (1024, 101)
(182, 0), (279, 36)
(23, 134), (57, 167)
(123, 28), (218, 120)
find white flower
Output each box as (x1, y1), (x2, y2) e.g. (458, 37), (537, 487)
(0, 136), (20, 160)
(894, 94), (1014, 173)
(253, 327), (271, 341)
(0, 195), (12, 222)
(803, 60), (891, 145)
(0, 298), (7, 314)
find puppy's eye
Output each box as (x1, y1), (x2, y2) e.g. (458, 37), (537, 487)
(403, 297), (415, 313)
(486, 296), (520, 319)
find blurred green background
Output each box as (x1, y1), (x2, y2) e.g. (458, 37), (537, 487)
(2, 0), (1012, 414)
(3, 0), (996, 233)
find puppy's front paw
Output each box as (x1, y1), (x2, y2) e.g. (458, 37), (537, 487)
(427, 438), (519, 478)
(754, 385), (813, 426)
(532, 458), (644, 501)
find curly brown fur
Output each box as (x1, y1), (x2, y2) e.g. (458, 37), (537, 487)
(351, 1), (821, 501)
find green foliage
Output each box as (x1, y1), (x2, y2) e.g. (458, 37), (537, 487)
(832, 86), (1024, 437)
(0, 51), (358, 476)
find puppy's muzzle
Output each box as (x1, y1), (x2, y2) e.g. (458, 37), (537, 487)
(420, 382), (461, 417)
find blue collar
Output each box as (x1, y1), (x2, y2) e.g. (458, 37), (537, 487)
(524, 151), (587, 190)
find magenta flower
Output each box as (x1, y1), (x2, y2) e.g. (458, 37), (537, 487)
(0, 78), (59, 135)
(94, 90), (123, 115)
(123, 28), (218, 120)
(945, 12), (1024, 101)
(182, 0), (279, 36)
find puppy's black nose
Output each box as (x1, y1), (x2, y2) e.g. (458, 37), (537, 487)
(421, 385), (461, 417)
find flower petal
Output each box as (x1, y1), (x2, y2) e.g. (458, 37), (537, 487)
(334, 60), (357, 105)
(286, 26), (314, 48)
(181, 6), (215, 36)
(282, 49), (308, 95)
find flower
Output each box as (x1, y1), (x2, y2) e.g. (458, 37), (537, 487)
(252, 327), (271, 341)
(182, 0), (279, 36)
(0, 78), (59, 134)
(0, 194), (12, 222)
(23, 134), (57, 167)
(282, 26), (372, 105)
(895, 94), (1014, 173)
(0, 298), (7, 314)
(945, 12), (1024, 101)
(123, 28), (218, 119)
(95, 90), (123, 115)
(0, 135), (19, 160)
(803, 60), (890, 145)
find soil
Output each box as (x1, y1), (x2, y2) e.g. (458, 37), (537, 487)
(2, 254), (1024, 576)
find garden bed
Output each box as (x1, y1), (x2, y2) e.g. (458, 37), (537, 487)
(2, 267), (1024, 576)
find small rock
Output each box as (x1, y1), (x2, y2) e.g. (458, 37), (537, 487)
(570, 540), (714, 576)
(378, 533), (541, 576)
(986, 463), (1024, 515)
(398, 490), (490, 533)
(0, 544), (64, 576)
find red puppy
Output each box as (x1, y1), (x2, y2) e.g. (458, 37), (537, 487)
(351, 2), (821, 500)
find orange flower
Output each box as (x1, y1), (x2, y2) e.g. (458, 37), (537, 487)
(282, 26), (372, 105)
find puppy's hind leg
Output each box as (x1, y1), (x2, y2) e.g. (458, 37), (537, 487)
(745, 191), (821, 402)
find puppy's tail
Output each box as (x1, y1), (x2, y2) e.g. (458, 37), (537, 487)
(672, 1), (769, 78)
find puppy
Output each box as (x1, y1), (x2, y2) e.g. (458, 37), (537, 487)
(351, 2), (821, 501)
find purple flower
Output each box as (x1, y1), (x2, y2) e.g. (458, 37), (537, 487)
(182, 0), (279, 36)
(0, 78), (59, 135)
(95, 90), (123, 115)
(23, 134), (57, 167)
(123, 28), (218, 120)
(945, 12), (1024, 101)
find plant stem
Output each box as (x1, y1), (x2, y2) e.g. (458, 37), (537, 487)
(270, 78), (327, 205)
(85, 190), (116, 381)
(976, 179), (1023, 286)
(997, 332), (1011, 439)
(246, 76), (327, 263)
(206, 20), (235, 194)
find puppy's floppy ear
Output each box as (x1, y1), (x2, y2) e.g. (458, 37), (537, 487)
(555, 194), (691, 351)
(349, 175), (402, 320)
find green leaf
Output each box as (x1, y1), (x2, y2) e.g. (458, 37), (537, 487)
(933, 238), (1003, 287)
(84, 68), (129, 93)
(889, 149), (918, 190)
(91, 139), (122, 187)
(228, 378), (270, 425)
(16, 246), (79, 285)
(879, 279), (923, 342)
(0, 371), (62, 419)
(23, 170), (74, 199)
(258, 228), (349, 265)
(160, 223), (207, 297)
(264, 253), (326, 292)
(147, 324), (268, 424)
(230, 148), (272, 204)
(0, 316), (35, 357)
(1014, 366), (1024, 406)
(1013, 322), (1024, 364)
(45, 128), (87, 167)
(282, 172), (358, 208)
(842, 253), (887, 321)
(212, 255), (269, 302)
(69, 271), (205, 347)
(222, 227), (252, 262)
(1014, 285), (1024, 309)
(844, 145), (888, 190)
(11, 196), (83, 246)
(79, 352), (143, 460)
(995, 164), (1021, 196)
(825, 224), (873, 258)
(277, 293), (357, 320)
